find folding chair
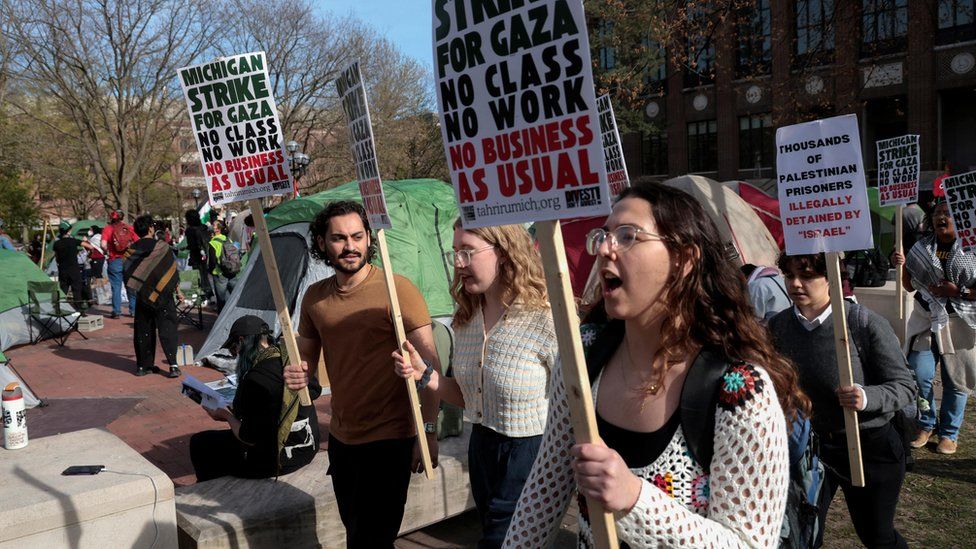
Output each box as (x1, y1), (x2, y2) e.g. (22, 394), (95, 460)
(27, 280), (87, 347)
(176, 269), (205, 330)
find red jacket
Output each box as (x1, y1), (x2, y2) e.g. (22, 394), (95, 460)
(101, 222), (136, 260)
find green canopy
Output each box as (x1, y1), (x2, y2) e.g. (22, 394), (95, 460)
(0, 249), (52, 313)
(265, 179), (459, 317)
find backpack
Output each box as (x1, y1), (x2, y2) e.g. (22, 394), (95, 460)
(847, 249), (890, 288)
(844, 302), (919, 471)
(218, 238), (241, 277)
(110, 223), (133, 255)
(585, 320), (824, 549)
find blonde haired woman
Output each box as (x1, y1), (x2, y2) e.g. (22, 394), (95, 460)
(394, 220), (556, 548)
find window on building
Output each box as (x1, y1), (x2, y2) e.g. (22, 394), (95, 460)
(736, 0), (772, 77)
(938, 0), (976, 44)
(739, 114), (775, 176)
(862, 0), (908, 55)
(597, 19), (616, 70)
(181, 163), (201, 176)
(687, 120), (718, 173)
(795, 0), (834, 66)
(684, 6), (715, 87)
(642, 130), (669, 176)
(642, 36), (667, 91)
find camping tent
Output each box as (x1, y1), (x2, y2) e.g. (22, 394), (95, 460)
(663, 175), (781, 267)
(0, 249), (76, 352)
(723, 181), (784, 249)
(196, 179), (459, 361)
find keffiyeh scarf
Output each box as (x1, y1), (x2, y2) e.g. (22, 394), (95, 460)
(906, 235), (976, 331)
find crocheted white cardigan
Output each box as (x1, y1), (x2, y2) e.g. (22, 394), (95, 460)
(504, 361), (789, 548)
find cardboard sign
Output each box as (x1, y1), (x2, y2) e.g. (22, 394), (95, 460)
(336, 62), (392, 230)
(432, 0), (611, 228)
(877, 134), (920, 207)
(596, 94), (629, 200)
(776, 114), (873, 254)
(943, 170), (976, 252)
(178, 52), (292, 205)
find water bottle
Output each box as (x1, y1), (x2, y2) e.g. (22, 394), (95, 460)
(2, 382), (28, 450)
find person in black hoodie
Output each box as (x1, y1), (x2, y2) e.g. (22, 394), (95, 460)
(184, 209), (213, 301)
(190, 315), (321, 481)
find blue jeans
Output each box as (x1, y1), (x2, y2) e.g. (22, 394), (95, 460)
(468, 424), (542, 549)
(909, 342), (969, 441)
(107, 258), (136, 316)
(212, 273), (235, 312)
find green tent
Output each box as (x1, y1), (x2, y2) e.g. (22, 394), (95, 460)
(69, 219), (107, 239)
(196, 179), (459, 359)
(866, 187), (897, 254)
(0, 249), (59, 351)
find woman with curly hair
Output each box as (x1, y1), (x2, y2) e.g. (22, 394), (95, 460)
(503, 181), (810, 548)
(394, 220), (556, 548)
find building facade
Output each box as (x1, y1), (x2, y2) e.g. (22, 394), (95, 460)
(598, 0), (976, 185)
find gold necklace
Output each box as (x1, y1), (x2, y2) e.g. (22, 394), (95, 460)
(620, 342), (666, 413)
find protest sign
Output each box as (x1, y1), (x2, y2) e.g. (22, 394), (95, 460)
(336, 61), (433, 478)
(596, 94), (629, 200)
(178, 52), (292, 206)
(776, 114), (873, 255)
(943, 170), (976, 253)
(876, 134), (919, 207)
(434, 1), (617, 545)
(336, 61), (393, 230)
(777, 113), (870, 487)
(433, 0), (611, 229)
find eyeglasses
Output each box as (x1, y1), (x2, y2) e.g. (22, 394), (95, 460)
(585, 225), (665, 256)
(444, 246), (495, 267)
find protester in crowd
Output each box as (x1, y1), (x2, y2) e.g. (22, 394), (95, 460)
(504, 183), (807, 548)
(28, 232), (43, 264)
(768, 252), (915, 549)
(88, 226), (106, 279)
(190, 315), (321, 482)
(207, 220), (238, 312)
(185, 209), (212, 301)
(76, 232), (94, 310)
(284, 200), (441, 548)
(394, 221), (556, 548)
(101, 210), (137, 319)
(741, 263), (792, 322)
(124, 215), (182, 378)
(0, 219), (16, 250)
(52, 221), (96, 313)
(892, 200), (976, 455)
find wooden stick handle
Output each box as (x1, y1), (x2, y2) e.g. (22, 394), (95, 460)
(895, 205), (904, 322)
(39, 219), (49, 268)
(825, 252), (865, 487)
(376, 229), (435, 480)
(536, 220), (619, 549)
(248, 199), (312, 407)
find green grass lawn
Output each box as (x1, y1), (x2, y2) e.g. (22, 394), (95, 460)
(824, 399), (976, 548)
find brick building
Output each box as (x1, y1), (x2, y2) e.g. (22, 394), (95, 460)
(597, 1), (976, 185)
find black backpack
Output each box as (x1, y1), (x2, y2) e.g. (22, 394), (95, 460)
(584, 320), (822, 549)
(847, 249), (890, 288)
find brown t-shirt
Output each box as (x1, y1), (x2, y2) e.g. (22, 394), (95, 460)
(298, 265), (431, 444)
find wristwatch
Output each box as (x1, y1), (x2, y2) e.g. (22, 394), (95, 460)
(424, 421), (436, 434)
(960, 286), (971, 299)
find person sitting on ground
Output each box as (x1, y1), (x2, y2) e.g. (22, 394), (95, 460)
(504, 183), (808, 548)
(190, 315), (321, 482)
(741, 263), (792, 322)
(892, 199), (976, 455)
(124, 215), (183, 378)
(768, 252), (915, 549)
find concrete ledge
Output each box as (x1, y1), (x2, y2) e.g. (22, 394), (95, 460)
(176, 426), (474, 548)
(854, 279), (915, 342)
(0, 428), (177, 548)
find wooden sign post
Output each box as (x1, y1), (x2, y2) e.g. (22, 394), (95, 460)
(895, 205), (904, 323)
(777, 114), (873, 488)
(336, 61), (433, 479)
(825, 252), (866, 486)
(38, 219), (49, 268)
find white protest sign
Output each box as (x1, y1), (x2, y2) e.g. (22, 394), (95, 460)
(336, 61), (393, 230)
(877, 134), (920, 207)
(596, 94), (629, 200)
(433, 0), (611, 228)
(776, 114), (873, 254)
(943, 170), (976, 252)
(178, 52), (292, 205)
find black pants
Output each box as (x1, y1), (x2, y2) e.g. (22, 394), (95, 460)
(190, 429), (246, 482)
(468, 424), (542, 549)
(133, 294), (178, 369)
(327, 434), (413, 549)
(817, 423), (908, 549)
(59, 268), (87, 312)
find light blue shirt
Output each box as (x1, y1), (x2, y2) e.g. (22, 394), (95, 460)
(0, 235), (15, 250)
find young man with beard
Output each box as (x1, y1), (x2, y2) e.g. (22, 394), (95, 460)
(284, 200), (440, 548)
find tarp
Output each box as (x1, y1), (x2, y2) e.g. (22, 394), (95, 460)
(725, 181), (784, 250)
(0, 249), (75, 352)
(196, 179), (458, 361)
(664, 175), (781, 267)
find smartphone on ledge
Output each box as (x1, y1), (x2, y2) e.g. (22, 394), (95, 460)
(62, 465), (105, 475)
